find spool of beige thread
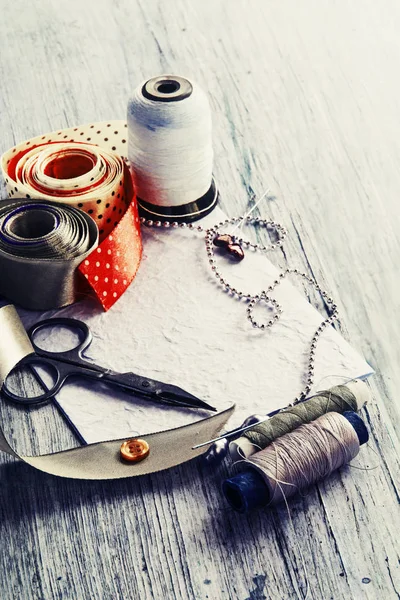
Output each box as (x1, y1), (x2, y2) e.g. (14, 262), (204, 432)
(223, 410), (368, 512)
(229, 380), (371, 461)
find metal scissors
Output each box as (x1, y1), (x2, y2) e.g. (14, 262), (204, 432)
(2, 317), (216, 412)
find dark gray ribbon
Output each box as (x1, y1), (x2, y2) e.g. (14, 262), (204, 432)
(0, 198), (98, 310)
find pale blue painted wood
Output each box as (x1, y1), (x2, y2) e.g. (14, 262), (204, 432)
(0, 1), (399, 598)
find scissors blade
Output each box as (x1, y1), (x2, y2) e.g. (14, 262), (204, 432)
(154, 382), (217, 412)
(102, 370), (216, 412)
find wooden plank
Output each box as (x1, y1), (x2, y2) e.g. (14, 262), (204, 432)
(0, 0), (399, 599)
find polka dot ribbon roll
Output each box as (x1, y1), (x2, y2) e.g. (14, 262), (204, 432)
(1, 121), (142, 311)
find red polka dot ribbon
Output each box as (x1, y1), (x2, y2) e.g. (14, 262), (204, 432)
(1, 121), (142, 311)
(79, 203), (141, 310)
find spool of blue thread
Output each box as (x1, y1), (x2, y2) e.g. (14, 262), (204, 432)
(222, 411), (369, 513)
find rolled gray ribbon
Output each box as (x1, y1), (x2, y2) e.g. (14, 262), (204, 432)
(0, 305), (234, 479)
(0, 198), (98, 310)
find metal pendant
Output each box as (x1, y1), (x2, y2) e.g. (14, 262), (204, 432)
(213, 234), (245, 261)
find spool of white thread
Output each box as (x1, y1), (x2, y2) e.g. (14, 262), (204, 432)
(127, 75), (218, 222)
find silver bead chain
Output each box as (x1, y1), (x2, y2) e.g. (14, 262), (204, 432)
(140, 215), (338, 405)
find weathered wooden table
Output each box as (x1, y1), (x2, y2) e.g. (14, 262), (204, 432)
(0, 1), (399, 598)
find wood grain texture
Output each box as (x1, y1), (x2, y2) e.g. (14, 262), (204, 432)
(0, 1), (399, 599)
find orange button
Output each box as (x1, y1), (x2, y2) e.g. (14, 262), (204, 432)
(120, 438), (150, 462)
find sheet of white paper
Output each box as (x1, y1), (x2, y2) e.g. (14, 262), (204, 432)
(11, 208), (373, 444)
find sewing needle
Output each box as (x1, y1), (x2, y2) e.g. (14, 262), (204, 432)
(230, 187), (271, 236)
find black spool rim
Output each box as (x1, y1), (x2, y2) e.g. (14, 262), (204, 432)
(142, 75), (193, 103)
(138, 179), (219, 223)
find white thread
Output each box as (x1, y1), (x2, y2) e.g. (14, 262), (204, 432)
(248, 412), (360, 505)
(127, 76), (213, 207)
(230, 188), (270, 235)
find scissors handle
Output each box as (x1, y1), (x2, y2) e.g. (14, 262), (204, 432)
(28, 317), (93, 360)
(1, 354), (104, 405)
(2, 317), (100, 405)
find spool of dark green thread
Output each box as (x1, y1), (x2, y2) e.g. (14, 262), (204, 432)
(229, 380), (370, 460)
